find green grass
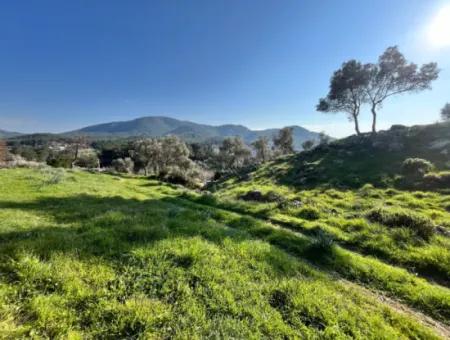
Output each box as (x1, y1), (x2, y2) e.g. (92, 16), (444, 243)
(212, 172), (450, 287)
(0, 168), (446, 338)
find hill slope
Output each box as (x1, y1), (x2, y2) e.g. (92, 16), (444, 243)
(0, 168), (447, 338)
(207, 122), (450, 324)
(244, 122), (450, 189)
(0, 129), (21, 139)
(64, 116), (320, 149)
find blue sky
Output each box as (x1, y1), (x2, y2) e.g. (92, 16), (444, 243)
(0, 0), (449, 137)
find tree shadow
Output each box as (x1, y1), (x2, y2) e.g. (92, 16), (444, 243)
(0, 194), (323, 280)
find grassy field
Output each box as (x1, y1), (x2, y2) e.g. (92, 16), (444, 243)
(0, 168), (449, 338)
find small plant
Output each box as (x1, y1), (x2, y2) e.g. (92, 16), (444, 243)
(40, 168), (66, 186)
(312, 229), (335, 250)
(366, 207), (434, 241)
(297, 207), (321, 221)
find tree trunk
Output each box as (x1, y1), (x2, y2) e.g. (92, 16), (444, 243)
(371, 104), (377, 134)
(353, 115), (361, 135)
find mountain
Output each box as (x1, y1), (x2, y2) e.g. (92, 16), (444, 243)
(64, 116), (321, 149)
(0, 129), (22, 139)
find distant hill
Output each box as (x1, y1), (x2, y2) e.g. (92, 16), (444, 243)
(0, 129), (21, 139)
(64, 116), (320, 149)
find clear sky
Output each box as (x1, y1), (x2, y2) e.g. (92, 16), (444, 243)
(1, 0), (449, 137)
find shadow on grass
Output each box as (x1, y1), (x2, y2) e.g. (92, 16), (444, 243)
(0, 194), (333, 281)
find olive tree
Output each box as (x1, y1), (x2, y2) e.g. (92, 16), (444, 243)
(252, 136), (271, 163)
(273, 127), (294, 155)
(217, 137), (251, 170)
(317, 60), (369, 135)
(441, 103), (450, 121)
(364, 46), (439, 133)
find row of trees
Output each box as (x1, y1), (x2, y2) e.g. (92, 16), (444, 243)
(317, 46), (440, 135)
(6, 126), (316, 185)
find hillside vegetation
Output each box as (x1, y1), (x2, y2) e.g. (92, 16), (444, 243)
(0, 168), (449, 338)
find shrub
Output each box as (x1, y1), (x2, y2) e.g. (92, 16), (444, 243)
(40, 168), (66, 186)
(401, 158), (433, 180)
(74, 152), (99, 169)
(422, 171), (450, 189)
(112, 157), (134, 174)
(297, 207), (321, 221)
(366, 207), (434, 241)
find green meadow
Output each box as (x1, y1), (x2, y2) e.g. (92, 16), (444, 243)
(0, 168), (449, 339)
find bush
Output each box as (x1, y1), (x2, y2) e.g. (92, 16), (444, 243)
(422, 171), (450, 189)
(112, 158), (134, 174)
(401, 158), (433, 180)
(366, 207), (434, 241)
(74, 152), (99, 169)
(297, 207), (321, 221)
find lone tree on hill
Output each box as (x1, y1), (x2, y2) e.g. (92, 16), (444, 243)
(364, 46), (439, 133)
(441, 103), (450, 121)
(273, 127), (294, 155)
(317, 60), (369, 135)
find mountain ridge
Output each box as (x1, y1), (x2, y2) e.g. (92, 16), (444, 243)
(0, 129), (22, 138)
(63, 116), (321, 149)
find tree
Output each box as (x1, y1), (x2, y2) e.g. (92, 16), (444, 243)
(70, 136), (88, 168)
(132, 138), (163, 176)
(301, 139), (315, 151)
(159, 135), (192, 174)
(112, 157), (134, 173)
(0, 140), (7, 163)
(217, 137), (251, 170)
(441, 103), (450, 121)
(317, 60), (369, 135)
(318, 132), (331, 145)
(273, 127), (294, 155)
(364, 46), (439, 133)
(252, 136), (271, 163)
(131, 136), (192, 176)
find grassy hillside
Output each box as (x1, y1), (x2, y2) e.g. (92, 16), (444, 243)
(250, 122), (450, 189)
(1, 168), (449, 338)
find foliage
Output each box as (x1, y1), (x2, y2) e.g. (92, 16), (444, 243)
(318, 46), (439, 134)
(46, 150), (75, 168)
(215, 137), (252, 171)
(441, 103), (450, 121)
(73, 151), (99, 169)
(301, 139), (315, 151)
(317, 60), (369, 135)
(401, 158), (434, 180)
(273, 127), (294, 155)
(364, 46), (439, 132)
(111, 157), (134, 173)
(252, 136), (271, 163)
(131, 136), (192, 176)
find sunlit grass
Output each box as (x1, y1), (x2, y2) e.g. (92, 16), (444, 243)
(0, 168), (445, 338)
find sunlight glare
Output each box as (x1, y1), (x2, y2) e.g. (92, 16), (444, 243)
(428, 5), (450, 48)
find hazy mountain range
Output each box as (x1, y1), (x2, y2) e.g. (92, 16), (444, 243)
(0, 129), (21, 139)
(3, 116), (321, 149)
